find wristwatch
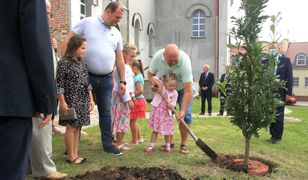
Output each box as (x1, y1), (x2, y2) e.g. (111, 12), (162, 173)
(120, 81), (126, 85)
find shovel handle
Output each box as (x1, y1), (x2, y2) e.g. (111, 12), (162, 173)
(160, 93), (198, 141)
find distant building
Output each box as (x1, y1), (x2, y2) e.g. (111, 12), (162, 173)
(284, 41), (308, 100)
(49, 0), (232, 81)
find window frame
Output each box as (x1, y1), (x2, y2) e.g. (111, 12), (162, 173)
(80, 0), (86, 19)
(296, 54), (307, 66)
(191, 9), (205, 38)
(293, 77), (299, 87)
(305, 77), (308, 87)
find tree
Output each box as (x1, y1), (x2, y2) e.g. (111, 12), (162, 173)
(226, 0), (285, 170)
(269, 12), (282, 49)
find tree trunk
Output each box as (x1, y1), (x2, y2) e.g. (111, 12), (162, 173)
(243, 135), (251, 170)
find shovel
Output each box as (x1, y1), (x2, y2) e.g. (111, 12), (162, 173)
(160, 92), (218, 161)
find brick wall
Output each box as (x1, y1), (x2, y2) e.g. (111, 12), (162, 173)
(50, 0), (69, 56)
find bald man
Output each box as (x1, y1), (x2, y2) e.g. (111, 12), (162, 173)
(28, 1), (67, 179)
(148, 44), (193, 154)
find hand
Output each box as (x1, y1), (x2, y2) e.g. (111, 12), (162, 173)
(89, 100), (95, 112)
(128, 100), (135, 109)
(151, 83), (158, 92)
(132, 97), (137, 105)
(119, 83), (126, 96)
(51, 37), (58, 50)
(285, 95), (291, 102)
(38, 113), (52, 129)
(167, 103), (173, 109)
(176, 111), (185, 122)
(59, 101), (69, 115)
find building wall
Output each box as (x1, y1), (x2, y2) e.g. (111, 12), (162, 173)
(293, 69), (308, 97)
(50, 0), (229, 82)
(155, 0), (229, 81)
(49, 0), (69, 51)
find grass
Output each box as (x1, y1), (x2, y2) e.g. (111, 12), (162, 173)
(34, 98), (308, 179)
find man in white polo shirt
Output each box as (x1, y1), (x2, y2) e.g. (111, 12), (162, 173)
(62, 2), (126, 156)
(148, 44), (193, 154)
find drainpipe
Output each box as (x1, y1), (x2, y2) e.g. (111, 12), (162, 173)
(215, 0), (220, 95)
(215, 0), (219, 93)
(126, 0), (130, 42)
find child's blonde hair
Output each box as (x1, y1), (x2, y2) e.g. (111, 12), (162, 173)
(123, 43), (137, 54)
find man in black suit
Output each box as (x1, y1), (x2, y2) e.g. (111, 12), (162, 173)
(265, 49), (293, 144)
(218, 66), (231, 116)
(0, 1), (56, 179)
(199, 64), (214, 116)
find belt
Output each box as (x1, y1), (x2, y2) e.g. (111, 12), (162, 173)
(89, 71), (113, 77)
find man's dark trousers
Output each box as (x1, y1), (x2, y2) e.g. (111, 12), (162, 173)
(0, 117), (32, 180)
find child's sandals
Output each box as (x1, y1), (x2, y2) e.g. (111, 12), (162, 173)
(144, 146), (155, 152)
(118, 144), (131, 151)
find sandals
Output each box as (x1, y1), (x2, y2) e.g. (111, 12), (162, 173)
(159, 143), (175, 151)
(66, 157), (87, 164)
(144, 146), (155, 152)
(118, 144), (131, 151)
(180, 144), (189, 154)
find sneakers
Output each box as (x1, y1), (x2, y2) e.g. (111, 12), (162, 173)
(199, 112), (204, 115)
(144, 146), (155, 152)
(103, 145), (123, 156)
(43, 171), (67, 179)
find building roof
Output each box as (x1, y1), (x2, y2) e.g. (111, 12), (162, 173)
(285, 42), (308, 65)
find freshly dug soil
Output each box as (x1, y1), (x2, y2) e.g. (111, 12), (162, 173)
(71, 166), (185, 180)
(216, 154), (277, 175)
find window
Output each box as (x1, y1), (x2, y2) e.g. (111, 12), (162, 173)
(293, 77), (299, 87)
(305, 77), (308, 87)
(192, 10), (205, 38)
(80, 0), (86, 19)
(296, 54), (306, 66)
(92, 0), (98, 6)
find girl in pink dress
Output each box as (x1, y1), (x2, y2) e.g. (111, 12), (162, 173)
(144, 73), (178, 153)
(111, 43), (136, 151)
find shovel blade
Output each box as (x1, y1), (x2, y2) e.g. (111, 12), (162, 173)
(196, 138), (218, 161)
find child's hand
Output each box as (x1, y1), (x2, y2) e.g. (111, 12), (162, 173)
(132, 97), (137, 105)
(89, 100), (95, 112)
(128, 100), (135, 109)
(167, 103), (173, 109)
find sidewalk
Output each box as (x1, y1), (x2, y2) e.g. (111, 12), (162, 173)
(294, 101), (308, 107)
(53, 102), (301, 134)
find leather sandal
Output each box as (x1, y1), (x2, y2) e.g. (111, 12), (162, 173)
(180, 144), (189, 154)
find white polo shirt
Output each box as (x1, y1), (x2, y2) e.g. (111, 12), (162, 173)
(72, 16), (123, 75)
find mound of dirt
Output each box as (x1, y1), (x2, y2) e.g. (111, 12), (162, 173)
(72, 166), (185, 180)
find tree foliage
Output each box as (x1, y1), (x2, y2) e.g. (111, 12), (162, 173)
(226, 0), (285, 169)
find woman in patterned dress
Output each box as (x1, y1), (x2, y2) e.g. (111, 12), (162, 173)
(56, 35), (94, 164)
(144, 73), (178, 153)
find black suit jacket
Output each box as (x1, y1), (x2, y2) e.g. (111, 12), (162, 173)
(0, 0), (57, 118)
(262, 56), (293, 101)
(199, 72), (214, 92)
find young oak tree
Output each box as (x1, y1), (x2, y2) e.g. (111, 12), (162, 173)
(226, 0), (285, 169)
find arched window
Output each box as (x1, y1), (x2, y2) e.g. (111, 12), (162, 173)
(132, 13), (143, 54)
(296, 54), (307, 66)
(192, 10), (205, 38)
(147, 23), (156, 58)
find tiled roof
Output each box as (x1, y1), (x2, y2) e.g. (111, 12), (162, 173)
(285, 42), (308, 65)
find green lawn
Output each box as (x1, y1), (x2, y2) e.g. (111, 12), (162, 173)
(37, 98), (308, 179)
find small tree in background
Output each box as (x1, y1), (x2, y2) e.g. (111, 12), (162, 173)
(269, 12), (282, 49)
(226, 0), (285, 170)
